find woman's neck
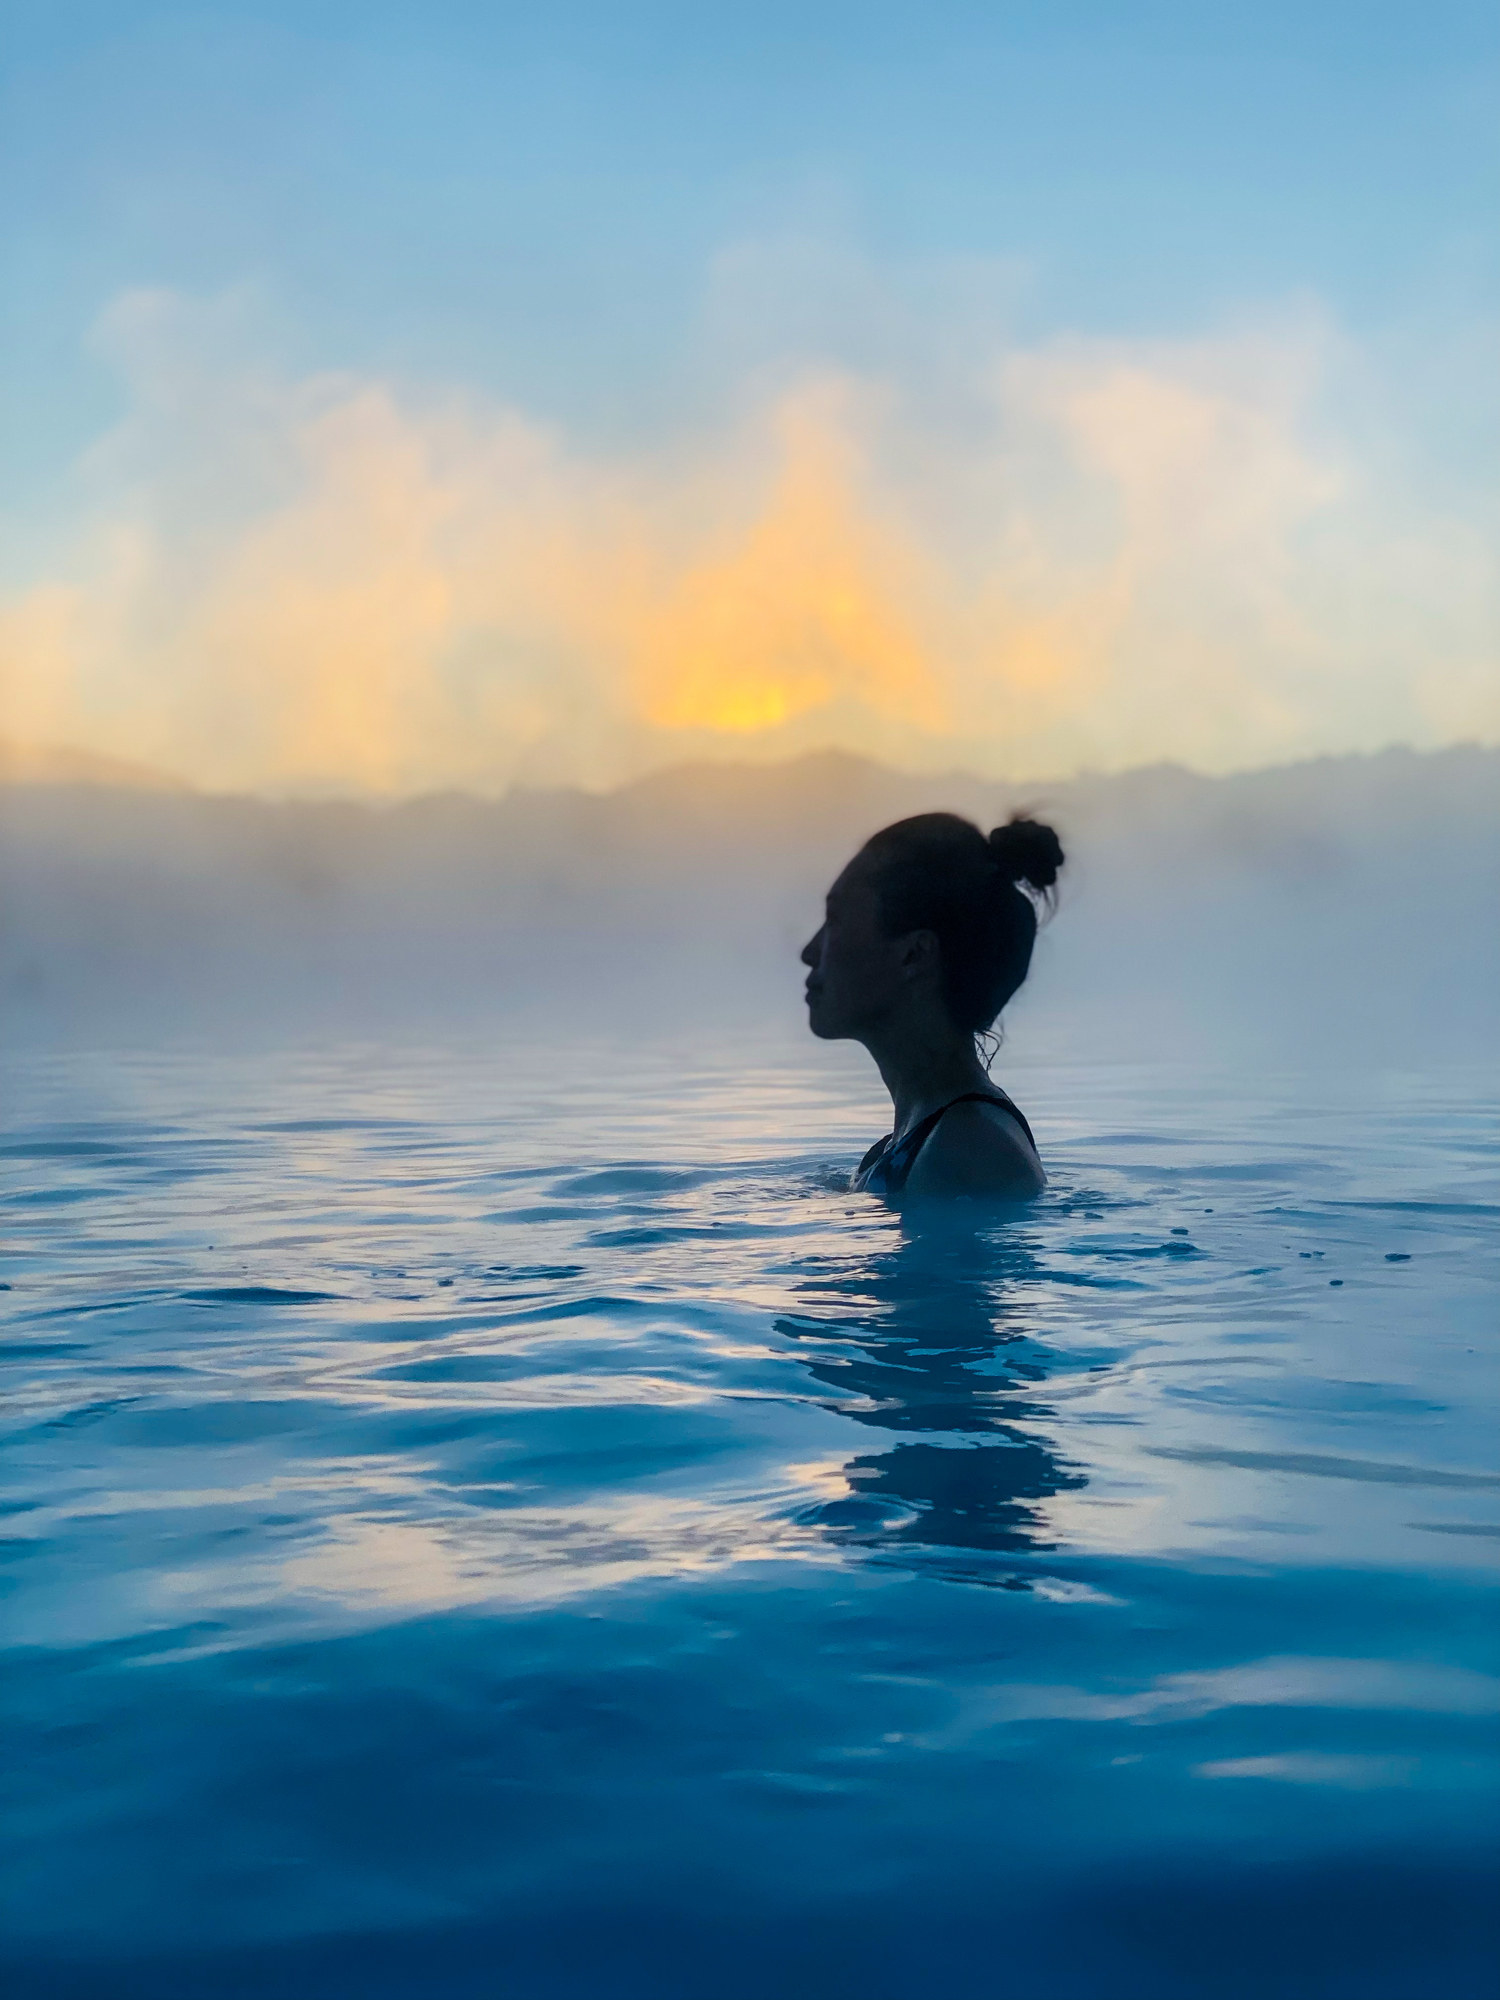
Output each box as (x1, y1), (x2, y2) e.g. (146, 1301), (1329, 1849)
(864, 1019), (992, 1137)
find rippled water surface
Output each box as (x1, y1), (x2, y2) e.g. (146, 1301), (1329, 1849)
(3, 1040), (1497, 1998)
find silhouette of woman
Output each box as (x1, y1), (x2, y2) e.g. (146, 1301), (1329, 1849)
(801, 813), (1064, 1200)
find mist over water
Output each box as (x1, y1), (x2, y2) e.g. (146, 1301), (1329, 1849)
(3, 743), (1497, 1064)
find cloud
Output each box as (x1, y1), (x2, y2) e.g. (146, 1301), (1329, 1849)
(1, 282), (1495, 794)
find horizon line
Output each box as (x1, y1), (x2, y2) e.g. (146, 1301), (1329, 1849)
(1, 732), (1495, 809)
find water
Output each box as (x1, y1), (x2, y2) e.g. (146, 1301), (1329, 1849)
(3, 1039), (1497, 1998)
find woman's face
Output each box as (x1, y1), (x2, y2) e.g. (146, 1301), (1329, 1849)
(802, 856), (912, 1040)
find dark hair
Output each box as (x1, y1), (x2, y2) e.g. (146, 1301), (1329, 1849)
(862, 811), (1064, 1033)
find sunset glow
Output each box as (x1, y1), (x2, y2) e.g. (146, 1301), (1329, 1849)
(630, 396), (946, 738)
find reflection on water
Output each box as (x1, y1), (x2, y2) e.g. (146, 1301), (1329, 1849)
(782, 1227), (1085, 1572)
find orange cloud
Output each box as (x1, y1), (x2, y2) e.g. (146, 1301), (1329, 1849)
(2, 289), (1494, 794)
(626, 389), (946, 737)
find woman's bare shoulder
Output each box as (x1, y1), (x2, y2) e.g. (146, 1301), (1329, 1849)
(902, 1098), (1045, 1201)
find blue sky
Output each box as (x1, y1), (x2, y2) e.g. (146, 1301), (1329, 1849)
(3, 2), (1496, 790)
(8, 2), (1496, 455)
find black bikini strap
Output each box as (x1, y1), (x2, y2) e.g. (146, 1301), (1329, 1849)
(902, 1091), (1036, 1157)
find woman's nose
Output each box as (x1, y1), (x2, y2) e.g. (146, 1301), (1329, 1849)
(800, 929), (822, 968)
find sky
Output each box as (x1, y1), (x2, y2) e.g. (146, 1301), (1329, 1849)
(2, 1), (1497, 794)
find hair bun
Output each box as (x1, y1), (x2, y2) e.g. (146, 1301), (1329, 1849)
(988, 815), (1064, 893)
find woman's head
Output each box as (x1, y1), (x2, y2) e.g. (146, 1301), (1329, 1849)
(802, 812), (1064, 1044)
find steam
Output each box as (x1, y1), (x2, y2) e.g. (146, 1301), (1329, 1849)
(5, 747), (1496, 1065)
(2, 283), (1495, 795)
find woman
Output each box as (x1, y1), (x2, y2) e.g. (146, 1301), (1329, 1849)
(802, 812), (1064, 1201)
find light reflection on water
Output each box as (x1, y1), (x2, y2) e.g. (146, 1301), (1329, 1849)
(2, 1038), (1497, 1996)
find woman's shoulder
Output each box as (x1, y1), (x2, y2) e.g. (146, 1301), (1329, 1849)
(903, 1096), (1044, 1200)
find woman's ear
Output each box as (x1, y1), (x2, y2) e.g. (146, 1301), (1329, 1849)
(897, 928), (941, 982)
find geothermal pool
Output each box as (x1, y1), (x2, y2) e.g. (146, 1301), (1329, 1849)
(2, 1040), (1496, 1997)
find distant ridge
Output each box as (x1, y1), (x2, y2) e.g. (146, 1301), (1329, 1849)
(2, 734), (1491, 808)
(0, 737), (192, 792)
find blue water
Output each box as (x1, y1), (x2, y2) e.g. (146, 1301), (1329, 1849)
(3, 1040), (1497, 1999)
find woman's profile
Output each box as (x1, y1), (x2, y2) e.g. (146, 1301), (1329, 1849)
(802, 812), (1064, 1201)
